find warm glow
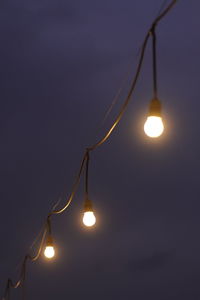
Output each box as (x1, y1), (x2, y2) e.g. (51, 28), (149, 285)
(144, 116), (164, 138)
(83, 211), (96, 227)
(44, 246), (55, 259)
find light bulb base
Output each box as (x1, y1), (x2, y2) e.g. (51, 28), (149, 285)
(46, 235), (53, 247)
(148, 98), (161, 116)
(84, 196), (93, 212)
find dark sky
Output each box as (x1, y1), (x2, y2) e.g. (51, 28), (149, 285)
(1, 0), (200, 299)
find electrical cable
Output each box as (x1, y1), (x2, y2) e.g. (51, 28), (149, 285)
(151, 25), (158, 99)
(156, 0), (170, 19)
(98, 49), (140, 130)
(48, 150), (88, 216)
(3, 224), (48, 299)
(49, 0), (177, 216)
(85, 151), (90, 197)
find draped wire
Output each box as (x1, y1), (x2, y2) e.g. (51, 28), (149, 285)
(2, 1), (177, 299)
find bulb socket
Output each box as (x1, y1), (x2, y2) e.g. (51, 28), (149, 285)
(46, 235), (53, 247)
(84, 196), (93, 212)
(148, 98), (162, 116)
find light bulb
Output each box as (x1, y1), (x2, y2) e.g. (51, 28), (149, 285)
(144, 98), (164, 138)
(83, 211), (96, 227)
(44, 236), (55, 259)
(44, 245), (55, 259)
(144, 116), (164, 138)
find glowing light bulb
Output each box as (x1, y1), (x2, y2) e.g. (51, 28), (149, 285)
(83, 196), (96, 227)
(144, 98), (164, 138)
(44, 236), (55, 259)
(144, 116), (164, 138)
(44, 246), (55, 259)
(83, 211), (96, 227)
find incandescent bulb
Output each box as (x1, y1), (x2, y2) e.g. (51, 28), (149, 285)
(144, 98), (164, 138)
(83, 211), (96, 227)
(44, 236), (55, 259)
(44, 245), (55, 259)
(144, 116), (164, 138)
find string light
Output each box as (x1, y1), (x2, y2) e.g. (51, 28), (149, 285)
(144, 24), (164, 138)
(44, 218), (55, 259)
(83, 197), (96, 227)
(2, 1), (178, 299)
(44, 236), (55, 259)
(82, 151), (96, 228)
(144, 98), (164, 138)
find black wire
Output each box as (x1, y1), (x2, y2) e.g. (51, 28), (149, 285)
(156, 0), (169, 18)
(21, 257), (27, 300)
(4, 280), (10, 300)
(85, 151), (90, 197)
(47, 216), (52, 235)
(49, 150), (88, 215)
(153, 0), (177, 24)
(88, 34), (150, 151)
(151, 25), (158, 99)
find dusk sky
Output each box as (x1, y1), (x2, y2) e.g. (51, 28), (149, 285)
(1, 0), (200, 299)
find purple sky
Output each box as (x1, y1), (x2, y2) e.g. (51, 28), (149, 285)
(1, 0), (200, 299)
